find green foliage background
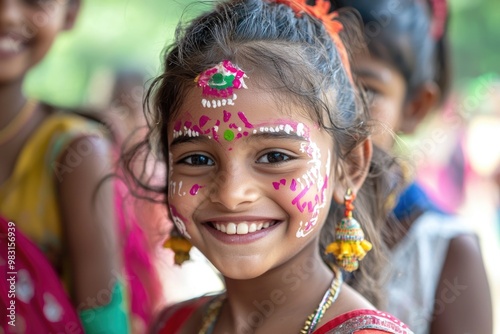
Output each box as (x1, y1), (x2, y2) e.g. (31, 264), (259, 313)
(24, 0), (499, 109)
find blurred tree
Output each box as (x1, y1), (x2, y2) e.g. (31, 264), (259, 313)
(450, 0), (500, 86)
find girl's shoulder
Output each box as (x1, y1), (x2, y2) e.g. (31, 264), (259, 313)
(315, 309), (413, 334)
(316, 285), (413, 334)
(34, 105), (111, 163)
(150, 295), (217, 334)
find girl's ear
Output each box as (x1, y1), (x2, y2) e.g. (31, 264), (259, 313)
(333, 138), (372, 203)
(400, 81), (440, 134)
(63, 0), (81, 31)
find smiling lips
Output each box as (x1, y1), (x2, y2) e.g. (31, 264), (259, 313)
(212, 221), (279, 235)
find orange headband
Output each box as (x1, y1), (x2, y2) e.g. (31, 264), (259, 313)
(273, 0), (353, 83)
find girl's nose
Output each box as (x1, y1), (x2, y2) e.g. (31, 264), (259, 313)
(208, 166), (260, 211)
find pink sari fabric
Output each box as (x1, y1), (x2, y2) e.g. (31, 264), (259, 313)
(0, 216), (84, 333)
(114, 178), (164, 332)
(154, 299), (413, 334)
(315, 309), (414, 334)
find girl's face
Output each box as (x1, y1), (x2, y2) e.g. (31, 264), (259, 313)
(0, 0), (77, 84)
(354, 56), (407, 151)
(167, 69), (337, 279)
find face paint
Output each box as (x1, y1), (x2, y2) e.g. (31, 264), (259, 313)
(169, 181), (186, 198)
(174, 110), (256, 144)
(223, 129), (235, 141)
(169, 205), (192, 239)
(269, 136), (331, 237)
(296, 150), (331, 237)
(190, 184), (204, 196)
(254, 120), (310, 141)
(195, 60), (248, 108)
(272, 179), (287, 190)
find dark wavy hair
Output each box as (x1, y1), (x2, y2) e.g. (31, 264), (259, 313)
(332, 0), (451, 103)
(122, 0), (403, 307)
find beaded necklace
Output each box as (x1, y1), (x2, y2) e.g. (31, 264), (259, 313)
(199, 266), (343, 334)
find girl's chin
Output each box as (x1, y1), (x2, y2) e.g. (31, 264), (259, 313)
(208, 257), (271, 281)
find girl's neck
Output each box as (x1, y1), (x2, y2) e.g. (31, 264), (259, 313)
(219, 244), (334, 333)
(0, 79), (26, 129)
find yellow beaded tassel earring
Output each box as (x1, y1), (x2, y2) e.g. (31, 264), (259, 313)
(325, 189), (372, 272)
(163, 229), (192, 266)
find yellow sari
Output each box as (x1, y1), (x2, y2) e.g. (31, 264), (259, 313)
(0, 111), (103, 276)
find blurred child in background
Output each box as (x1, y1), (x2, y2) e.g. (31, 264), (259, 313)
(0, 1), (159, 332)
(332, 0), (493, 332)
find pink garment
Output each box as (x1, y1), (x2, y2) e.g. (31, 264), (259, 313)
(114, 178), (165, 331)
(153, 298), (413, 334)
(0, 216), (85, 333)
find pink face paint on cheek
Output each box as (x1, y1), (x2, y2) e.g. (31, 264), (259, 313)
(223, 110), (231, 122)
(291, 187), (310, 213)
(303, 175), (329, 232)
(189, 184), (204, 196)
(272, 179), (287, 190)
(290, 179), (298, 191)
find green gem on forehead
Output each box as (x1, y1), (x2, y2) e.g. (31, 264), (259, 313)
(209, 73), (236, 90)
(223, 129), (235, 141)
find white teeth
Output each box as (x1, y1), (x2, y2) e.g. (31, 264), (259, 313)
(226, 223), (237, 235)
(0, 38), (21, 53)
(214, 221), (277, 235)
(237, 224), (249, 234)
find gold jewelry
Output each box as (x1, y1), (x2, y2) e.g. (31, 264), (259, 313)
(198, 295), (225, 334)
(300, 266), (343, 334)
(199, 266), (343, 334)
(0, 99), (38, 146)
(325, 189), (372, 272)
(163, 235), (192, 265)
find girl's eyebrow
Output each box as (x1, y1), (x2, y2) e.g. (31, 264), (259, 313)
(247, 132), (307, 142)
(170, 131), (307, 147)
(170, 135), (211, 147)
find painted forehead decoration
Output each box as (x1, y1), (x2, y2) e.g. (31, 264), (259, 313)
(195, 60), (248, 108)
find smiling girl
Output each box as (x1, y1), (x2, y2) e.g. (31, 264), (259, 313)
(126, 0), (411, 333)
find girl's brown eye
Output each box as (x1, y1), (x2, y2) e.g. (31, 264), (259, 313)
(180, 154), (215, 166)
(256, 152), (291, 164)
